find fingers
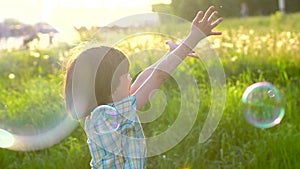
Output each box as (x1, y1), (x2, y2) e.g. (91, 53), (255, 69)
(210, 31), (222, 36)
(211, 17), (223, 29)
(193, 11), (204, 24)
(195, 6), (222, 26)
(190, 6), (223, 37)
(208, 11), (219, 23)
(203, 6), (215, 22)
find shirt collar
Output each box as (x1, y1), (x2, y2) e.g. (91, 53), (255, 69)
(108, 95), (134, 115)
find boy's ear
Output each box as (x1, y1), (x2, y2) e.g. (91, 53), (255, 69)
(111, 82), (121, 98)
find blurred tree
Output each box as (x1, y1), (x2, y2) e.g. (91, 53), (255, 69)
(3, 18), (22, 25)
(152, 3), (172, 14)
(285, 0), (300, 13)
(211, 0), (243, 17)
(246, 0), (277, 15)
(169, 0), (243, 20)
(164, 0), (300, 20)
(152, 3), (173, 23)
(170, 0), (208, 21)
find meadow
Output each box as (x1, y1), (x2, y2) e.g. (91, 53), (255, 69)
(0, 12), (299, 169)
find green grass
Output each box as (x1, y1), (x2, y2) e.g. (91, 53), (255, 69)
(0, 12), (300, 169)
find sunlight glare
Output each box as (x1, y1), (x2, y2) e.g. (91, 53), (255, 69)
(0, 0), (170, 27)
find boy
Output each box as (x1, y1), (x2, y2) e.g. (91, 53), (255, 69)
(64, 6), (223, 169)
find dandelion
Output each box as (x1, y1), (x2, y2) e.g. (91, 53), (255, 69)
(277, 41), (283, 48)
(213, 38), (221, 48)
(8, 73), (15, 79)
(286, 31), (291, 38)
(249, 29), (254, 35)
(43, 55), (50, 60)
(134, 48), (140, 53)
(240, 34), (249, 41)
(235, 42), (243, 49)
(230, 56), (238, 62)
(64, 51), (69, 57)
(243, 46), (248, 55)
(222, 42), (234, 48)
(59, 56), (64, 62)
(30, 52), (40, 58)
(261, 36), (268, 42)
(289, 39), (295, 44)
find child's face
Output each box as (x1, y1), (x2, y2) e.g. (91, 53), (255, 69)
(113, 73), (132, 101)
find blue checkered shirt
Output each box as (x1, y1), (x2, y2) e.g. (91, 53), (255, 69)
(84, 95), (146, 169)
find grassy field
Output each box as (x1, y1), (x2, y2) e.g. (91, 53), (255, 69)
(0, 12), (299, 169)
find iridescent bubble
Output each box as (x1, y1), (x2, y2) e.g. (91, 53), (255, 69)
(242, 82), (285, 128)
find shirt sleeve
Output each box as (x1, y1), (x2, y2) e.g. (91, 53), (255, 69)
(92, 105), (123, 156)
(122, 95), (147, 168)
(89, 96), (146, 168)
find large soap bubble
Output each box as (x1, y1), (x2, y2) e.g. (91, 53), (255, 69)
(0, 20), (78, 151)
(242, 82), (285, 129)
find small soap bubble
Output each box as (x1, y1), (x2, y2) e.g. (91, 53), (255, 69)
(242, 82), (285, 129)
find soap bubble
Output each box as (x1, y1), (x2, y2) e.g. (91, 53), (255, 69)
(0, 71), (78, 151)
(0, 31), (79, 151)
(242, 82), (285, 129)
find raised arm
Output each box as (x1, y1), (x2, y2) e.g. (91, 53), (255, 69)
(130, 40), (199, 94)
(132, 6), (223, 110)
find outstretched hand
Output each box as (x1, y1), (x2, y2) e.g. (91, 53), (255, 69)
(191, 6), (223, 38)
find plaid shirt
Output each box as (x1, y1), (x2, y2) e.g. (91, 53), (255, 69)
(85, 95), (147, 169)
